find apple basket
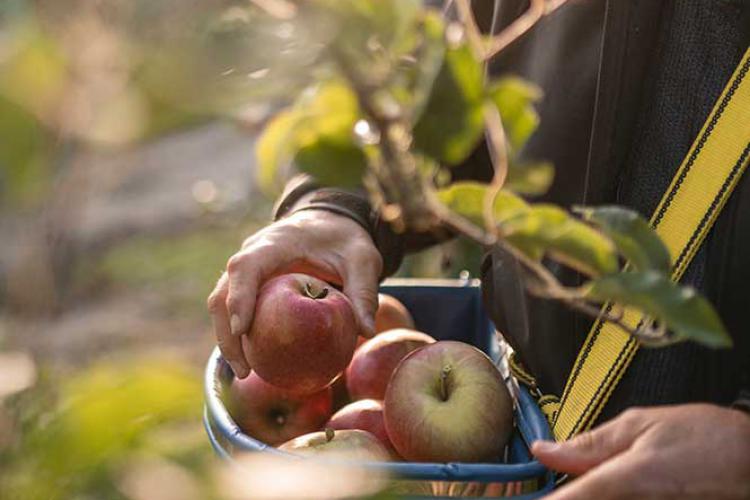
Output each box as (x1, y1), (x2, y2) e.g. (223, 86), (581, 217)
(203, 278), (555, 499)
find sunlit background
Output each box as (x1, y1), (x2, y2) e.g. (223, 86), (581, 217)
(0, 1), (478, 498)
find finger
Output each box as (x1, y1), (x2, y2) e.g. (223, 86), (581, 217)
(532, 409), (650, 475)
(544, 451), (643, 500)
(225, 247), (283, 337)
(208, 274), (250, 378)
(342, 250), (382, 338)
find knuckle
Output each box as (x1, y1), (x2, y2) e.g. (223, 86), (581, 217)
(207, 291), (224, 313)
(226, 254), (245, 274)
(620, 407), (645, 423)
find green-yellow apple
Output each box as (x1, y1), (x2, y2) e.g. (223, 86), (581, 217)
(227, 371), (333, 446)
(245, 273), (358, 394)
(325, 399), (394, 453)
(384, 341), (513, 463)
(346, 328), (435, 401)
(278, 428), (391, 461)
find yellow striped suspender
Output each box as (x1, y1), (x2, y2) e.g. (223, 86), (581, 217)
(516, 46), (750, 441)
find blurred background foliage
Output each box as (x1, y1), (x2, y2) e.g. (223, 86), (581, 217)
(0, 1), (473, 498)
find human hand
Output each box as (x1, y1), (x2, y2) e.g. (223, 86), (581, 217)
(207, 209), (382, 378)
(533, 404), (750, 499)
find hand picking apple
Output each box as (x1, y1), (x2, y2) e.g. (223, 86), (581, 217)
(228, 371), (333, 446)
(207, 209), (383, 379)
(243, 273), (359, 394)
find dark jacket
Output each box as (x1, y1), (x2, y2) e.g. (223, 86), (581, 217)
(276, 0), (750, 424)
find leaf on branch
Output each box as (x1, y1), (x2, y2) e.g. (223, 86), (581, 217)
(412, 41), (485, 165)
(255, 81), (367, 196)
(586, 271), (731, 348)
(487, 76), (542, 154)
(501, 205), (619, 276)
(436, 181), (529, 228)
(575, 206), (672, 274)
(505, 160), (554, 196)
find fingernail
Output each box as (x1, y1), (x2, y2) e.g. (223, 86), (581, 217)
(532, 440), (558, 453)
(230, 314), (243, 336)
(228, 361), (249, 379)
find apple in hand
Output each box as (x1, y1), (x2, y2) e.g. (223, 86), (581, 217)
(227, 371), (333, 446)
(384, 341), (513, 463)
(374, 294), (415, 333)
(325, 399), (394, 453)
(346, 329), (435, 401)
(244, 273), (358, 394)
(279, 428), (391, 461)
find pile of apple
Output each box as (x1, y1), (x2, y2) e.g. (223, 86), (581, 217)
(226, 273), (514, 464)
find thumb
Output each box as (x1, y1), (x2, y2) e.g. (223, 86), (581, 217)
(342, 258), (380, 339)
(532, 410), (648, 475)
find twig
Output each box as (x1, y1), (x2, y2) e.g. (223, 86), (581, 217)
(454, 0), (485, 58)
(482, 102), (510, 236)
(484, 0), (570, 59)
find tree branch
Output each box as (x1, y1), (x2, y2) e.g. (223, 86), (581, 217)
(482, 102), (509, 236)
(484, 0), (570, 60)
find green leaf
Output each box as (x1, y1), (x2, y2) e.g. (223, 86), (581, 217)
(487, 76), (542, 154)
(436, 181), (529, 228)
(295, 139), (366, 188)
(505, 160), (554, 196)
(255, 81), (367, 196)
(413, 41), (485, 165)
(576, 206), (672, 273)
(586, 271), (731, 348)
(502, 205), (619, 276)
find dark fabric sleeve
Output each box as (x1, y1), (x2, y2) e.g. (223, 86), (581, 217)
(272, 174), (405, 277)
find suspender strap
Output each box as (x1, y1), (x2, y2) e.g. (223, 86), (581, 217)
(552, 46), (750, 441)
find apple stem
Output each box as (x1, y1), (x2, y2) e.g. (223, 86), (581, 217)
(440, 365), (452, 401)
(304, 282), (329, 300)
(324, 427), (335, 443)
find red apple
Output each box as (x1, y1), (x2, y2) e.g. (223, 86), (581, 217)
(325, 399), (394, 453)
(244, 273), (358, 394)
(384, 341), (513, 463)
(346, 329), (435, 401)
(227, 371), (333, 446)
(279, 428), (391, 461)
(375, 294), (415, 333)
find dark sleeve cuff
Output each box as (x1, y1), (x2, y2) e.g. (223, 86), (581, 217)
(732, 389), (750, 416)
(273, 175), (405, 278)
